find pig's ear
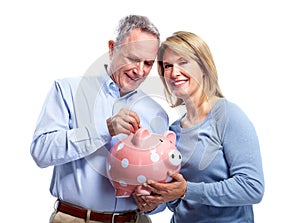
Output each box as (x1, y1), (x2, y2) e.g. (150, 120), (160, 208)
(132, 128), (150, 147)
(164, 131), (176, 144)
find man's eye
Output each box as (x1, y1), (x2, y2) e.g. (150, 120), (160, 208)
(145, 61), (154, 66)
(127, 57), (140, 62)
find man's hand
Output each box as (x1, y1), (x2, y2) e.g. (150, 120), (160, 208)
(134, 172), (187, 210)
(132, 193), (159, 212)
(107, 108), (141, 136)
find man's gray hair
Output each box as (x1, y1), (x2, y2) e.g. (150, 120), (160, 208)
(114, 15), (160, 47)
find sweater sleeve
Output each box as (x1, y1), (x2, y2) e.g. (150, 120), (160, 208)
(186, 102), (264, 206)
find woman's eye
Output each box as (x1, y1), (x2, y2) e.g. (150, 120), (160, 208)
(164, 64), (173, 69)
(179, 61), (188, 65)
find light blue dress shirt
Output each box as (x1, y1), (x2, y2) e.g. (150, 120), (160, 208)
(30, 63), (169, 212)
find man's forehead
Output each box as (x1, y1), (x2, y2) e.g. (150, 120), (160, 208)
(119, 39), (158, 49)
(119, 39), (159, 59)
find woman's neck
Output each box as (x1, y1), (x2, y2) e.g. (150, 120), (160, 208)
(181, 95), (218, 128)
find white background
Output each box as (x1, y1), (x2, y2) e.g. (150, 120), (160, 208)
(1, 0), (299, 222)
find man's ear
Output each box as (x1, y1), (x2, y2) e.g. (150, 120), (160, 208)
(108, 40), (114, 59)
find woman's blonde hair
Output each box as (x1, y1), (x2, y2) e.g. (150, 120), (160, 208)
(157, 31), (224, 107)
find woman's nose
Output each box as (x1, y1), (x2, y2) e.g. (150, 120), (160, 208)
(170, 64), (181, 77)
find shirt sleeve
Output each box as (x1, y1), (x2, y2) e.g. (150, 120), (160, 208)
(146, 203), (167, 215)
(186, 103), (265, 206)
(30, 80), (111, 168)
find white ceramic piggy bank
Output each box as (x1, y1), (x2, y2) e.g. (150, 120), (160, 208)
(106, 128), (182, 198)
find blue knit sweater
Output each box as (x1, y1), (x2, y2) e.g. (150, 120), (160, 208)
(168, 98), (264, 223)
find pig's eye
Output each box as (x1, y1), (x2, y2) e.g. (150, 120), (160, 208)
(159, 139), (163, 142)
(168, 150), (182, 166)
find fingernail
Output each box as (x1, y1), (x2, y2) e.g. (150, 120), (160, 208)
(167, 170), (174, 175)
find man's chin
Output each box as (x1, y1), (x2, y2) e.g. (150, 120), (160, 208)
(127, 82), (142, 90)
(120, 86), (139, 96)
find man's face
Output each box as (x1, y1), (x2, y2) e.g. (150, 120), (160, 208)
(108, 29), (159, 96)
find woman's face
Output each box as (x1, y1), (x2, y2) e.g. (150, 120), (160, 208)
(162, 48), (204, 100)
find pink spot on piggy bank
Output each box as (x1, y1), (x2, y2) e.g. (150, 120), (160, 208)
(106, 128), (182, 198)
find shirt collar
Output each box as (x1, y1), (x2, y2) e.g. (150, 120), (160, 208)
(103, 64), (120, 98)
(104, 64), (138, 99)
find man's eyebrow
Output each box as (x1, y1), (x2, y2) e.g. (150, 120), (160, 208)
(126, 55), (155, 63)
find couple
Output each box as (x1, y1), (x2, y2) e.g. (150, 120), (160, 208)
(30, 15), (264, 223)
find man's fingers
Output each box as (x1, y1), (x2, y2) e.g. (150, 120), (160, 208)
(108, 108), (141, 136)
(143, 181), (168, 194)
(128, 116), (139, 132)
(168, 172), (184, 182)
(127, 110), (140, 132)
(120, 109), (140, 132)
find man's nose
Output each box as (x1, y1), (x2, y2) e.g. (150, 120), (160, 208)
(133, 61), (145, 76)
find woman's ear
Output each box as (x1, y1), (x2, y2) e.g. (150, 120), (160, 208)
(108, 40), (114, 59)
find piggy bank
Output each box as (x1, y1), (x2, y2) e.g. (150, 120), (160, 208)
(106, 128), (182, 198)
